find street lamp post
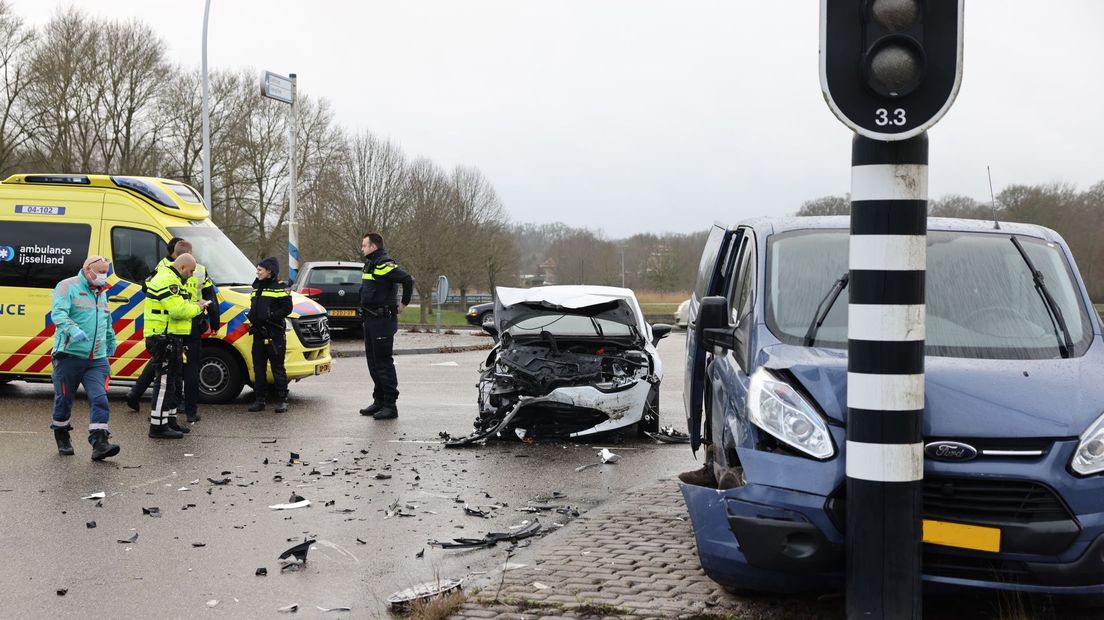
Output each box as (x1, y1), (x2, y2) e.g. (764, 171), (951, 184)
(201, 0), (212, 209)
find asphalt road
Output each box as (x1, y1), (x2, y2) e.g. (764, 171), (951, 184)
(0, 333), (695, 619)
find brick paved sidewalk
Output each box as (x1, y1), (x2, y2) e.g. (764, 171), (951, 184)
(451, 481), (843, 620)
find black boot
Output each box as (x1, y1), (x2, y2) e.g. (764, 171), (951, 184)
(186, 410), (200, 423)
(359, 400), (383, 416)
(53, 427), (75, 456)
(125, 391), (140, 412)
(274, 400), (288, 414)
(247, 401), (265, 412)
(148, 423), (184, 439)
(373, 402), (398, 420)
(90, 429), (120, 461)
(166, 416), (191, 434)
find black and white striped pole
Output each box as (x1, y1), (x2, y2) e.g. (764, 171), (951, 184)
(820, 1), (963, 617)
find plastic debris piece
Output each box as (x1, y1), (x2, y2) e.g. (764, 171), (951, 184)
(263, 458), (269, 465)
(278, 539), (315, 563)
(415, 548), (424, 559)
(206, 599), (218, 608)
(324, 500), (335, 507)
(81, 492), (105, 500)
(56, 588), (68, 596)
(386, 578), (463, 612)
(86, 521), (96, 528)
(207, 477), (231, 485)
(374, 473), (391, 480)
(645, 425), (692, 444)
(533, 582), (550, 590)
(598, 448), (620, 464)
(184, 453), (195, 457)
(117, 532), (138, 544)
(464, 504), (489, 518)
(289, 452), (300, 464)
(142, 507), (161, 518)
(317, 606), (352, 612)
(177, 487), (190, 491)
(261, 439), (277, 443)
(356, 538), (367, 545)
(256, 567), (268, 576)
(269, 499), (310, 511)
(277, 604), (298, 613)
(429, 519), (542, 550)
(192, 542), (206, 548)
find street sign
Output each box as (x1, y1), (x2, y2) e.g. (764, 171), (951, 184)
(820, 0), (963, 141)
(260, 70), (294, 104)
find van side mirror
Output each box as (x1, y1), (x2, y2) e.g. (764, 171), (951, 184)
(650, 323), (672, 345)
(695, 296), (738, 351)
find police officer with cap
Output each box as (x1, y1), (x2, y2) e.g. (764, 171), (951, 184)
(358, 232), (413, 420)
(247, 256), (292, 413)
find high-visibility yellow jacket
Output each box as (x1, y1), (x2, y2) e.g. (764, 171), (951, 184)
(144, 264), (202, 336)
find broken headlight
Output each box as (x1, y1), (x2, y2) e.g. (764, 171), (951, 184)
(747, 368), (834, 459)
(1072, 411), (1104, 476)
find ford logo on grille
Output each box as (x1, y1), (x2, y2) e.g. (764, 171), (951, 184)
(925, 441), (978, 462)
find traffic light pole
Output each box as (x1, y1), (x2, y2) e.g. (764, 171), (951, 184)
(846, 133), (927, 619)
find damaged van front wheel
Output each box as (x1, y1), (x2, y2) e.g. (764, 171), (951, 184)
(637, 387), (660, 437)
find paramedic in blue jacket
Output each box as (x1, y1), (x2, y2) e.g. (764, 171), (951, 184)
(49, 255), (120, 460)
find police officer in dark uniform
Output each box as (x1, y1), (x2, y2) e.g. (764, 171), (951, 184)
(357, 232), (413, 420)
(247, 257), (292, 413)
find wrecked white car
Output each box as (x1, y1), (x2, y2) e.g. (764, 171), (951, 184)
(448, 286), (671, 446)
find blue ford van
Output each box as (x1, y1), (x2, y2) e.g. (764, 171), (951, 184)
(681, 216), (1104, 597)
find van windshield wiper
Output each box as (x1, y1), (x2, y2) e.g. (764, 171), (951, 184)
(804, 273), (849, 346)
(1009, 235), (1073, 358)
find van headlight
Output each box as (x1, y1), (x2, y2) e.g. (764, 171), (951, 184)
(1072, 412), (1104, 475)
(747, 368), (835, 459)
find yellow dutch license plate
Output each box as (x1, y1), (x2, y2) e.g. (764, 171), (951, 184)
(922, 519), (1000, 553)
(315, 362), (331, 375)
(330, 309), (356, 317)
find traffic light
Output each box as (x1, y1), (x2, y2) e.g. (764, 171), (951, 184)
(820, 0), (963, 141)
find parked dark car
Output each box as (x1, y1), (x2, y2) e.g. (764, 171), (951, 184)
(466, 301), (494, 326)
(291, 261), (363, 329)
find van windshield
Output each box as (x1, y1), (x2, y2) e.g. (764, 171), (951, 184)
(766, 229), (1093, 359)
(168, 226), (257, 286)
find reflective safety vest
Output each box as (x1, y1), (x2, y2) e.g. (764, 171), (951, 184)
(144, 265), (202, 336)
(185, 262), (214, 302)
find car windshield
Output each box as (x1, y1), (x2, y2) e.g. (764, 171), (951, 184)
(506, 314), (634, 338)
(766, 229), (1093, 359)
(168, 226), (256, 286)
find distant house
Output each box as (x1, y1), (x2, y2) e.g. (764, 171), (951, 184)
(520, 257), (557, 287)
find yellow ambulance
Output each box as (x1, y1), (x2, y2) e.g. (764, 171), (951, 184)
(0, 174), (331, 403)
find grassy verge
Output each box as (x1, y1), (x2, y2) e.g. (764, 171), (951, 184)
(399, 307), (471, 325)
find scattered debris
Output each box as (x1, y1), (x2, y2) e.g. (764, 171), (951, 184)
(270, 493), (310, 511)
(645, 425), (692, 443)
(261, 439), (277, 444)
(438, 431), (452, 441)
(86, 521), (96, 529)
(56, 588), (68, 596)
(81, 492), (105, 500)
(463, 504), (490, 518)
(387, 578), (463, 612)
(142, 507), (161, 518)
(317, 606), (351, 612)
(415, 548), (424, 559)
(192, 543), (206, 548)
(277, 604), (298, 613)
(117, 532), (138, 544)
(373, 473), (391, 480)
(355, 538), (367, 545)
(289, 452), (300, 464)
(429, 519), (542, 550)
(206, 600), (218, 608)
(256, 567), (268, 576)
(279, 539), (315, 564)
(599, 448), (620, 464)
(207, 477), (231, 485)
(177, 487), (190, 492)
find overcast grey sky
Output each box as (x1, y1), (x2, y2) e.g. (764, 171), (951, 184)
(10, 1), (1104, 236)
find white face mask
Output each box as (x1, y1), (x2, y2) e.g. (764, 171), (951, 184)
(91, 272), (108, 287)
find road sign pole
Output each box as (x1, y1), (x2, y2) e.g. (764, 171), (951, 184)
(288, 73), (299, 283)
(846, 134), (927, 619)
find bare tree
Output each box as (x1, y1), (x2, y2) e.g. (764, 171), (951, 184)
(0, 0), (35, 176)
(396, 159), (459, 322)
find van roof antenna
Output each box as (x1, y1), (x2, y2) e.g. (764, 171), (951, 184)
(987, 165), (1000, 230)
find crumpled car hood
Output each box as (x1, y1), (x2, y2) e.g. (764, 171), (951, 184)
(758, 341), (1104, 438)
(494, 286), (641, 332)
